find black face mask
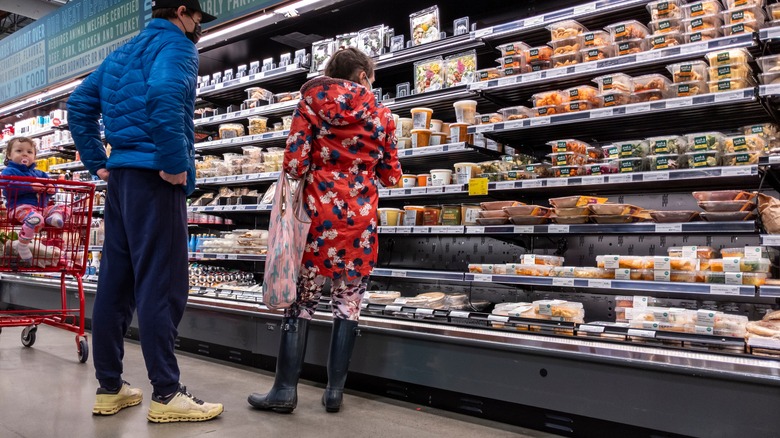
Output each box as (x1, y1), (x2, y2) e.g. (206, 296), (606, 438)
(180, 14), (202, 44)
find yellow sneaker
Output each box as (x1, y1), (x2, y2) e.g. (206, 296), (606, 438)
(147, 386), (223, 423)
(92, 381), (143, 415)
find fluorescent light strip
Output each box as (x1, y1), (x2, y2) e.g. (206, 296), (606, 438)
(198, 13), (275, 44)
(275, 0), (324, 14)
(0, 80), (82, 116)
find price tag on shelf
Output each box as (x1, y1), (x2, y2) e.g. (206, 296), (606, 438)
(411, 227), (428, 234)
(228, 254), (238, 260)
(522, 180), (543, 188)
(588, 279), (612, 289)
(445, 184), (465, 193)
(530, 117), (550, 126)
(608, 174), (632, 184)
(655, 223), (682, 233)
(390, 270), (408, 278)
(573, 2), (597, 15)
(415, 308), (435, 316)
(654, 270), (671, 282)
(578, 324), (606, 334)
(396, 226), (412, 233)
(495, 181), (516, 190)
(581, 176), (605, 185)
(470, 81), (489, 90)
(487, 314), (509, 323)
(625, 103), (651, 114)
(525, 15), (544, 26)
(636, 51), (662, 62)
(552, 277), (575, 287)
(472, 274), (493, 282)
(466, 226), (485, 234)
(497, 77), (517, 87)
(643, 172), (670, 182)
(709, 284), (741, 295)
(627, 329), (656, 338)
(450, 311), (471, 319)
(410, 187), (427, 195)
(214, 83), (225, 90)
(713, 90), (746, 102)
(548, 225), (570, 233)
(666, 97), (693, 109)
(680, 43), (705, 54)
(513, 226), (534, 234)
(524, 71), (542, 82)
(442, 226), (464, 234)
(721, 166), (753, 177)
(427, 186), (444, 194)
(546, 179), (568, 187)
(469, 178), (489, 196)
(380, 227), (395, 234)
(590, 108), (613, 119)
(762, 235), (780, 246)
(378, 52), (394, 61)
(476, 124), (495, 133)
(385, 305), (404, 313)
(360, 302), (368, 309)
(614, 268), (631, 280)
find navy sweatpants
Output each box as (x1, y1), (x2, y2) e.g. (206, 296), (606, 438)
(92, 168), (189, 396)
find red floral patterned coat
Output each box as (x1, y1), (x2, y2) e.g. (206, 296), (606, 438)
(284, 77), (402, 280)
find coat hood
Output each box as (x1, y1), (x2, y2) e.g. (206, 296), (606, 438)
(299, 77), (382, 127)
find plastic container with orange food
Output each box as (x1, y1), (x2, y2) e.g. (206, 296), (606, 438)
(403, 206), (426, 226)
(533, 105), (562, 117)
(550, 38), (581, 55)
(648, 31), (684, 50)
(647, 0), (685, 20)
(580, 46), (614, 62)
(547, 152), (589, 166)
(632, 74), (672, 92)
(605, 20), (651, 42)
(666, 60), (709, 83)
(410, 107), (434, 129)
(501, 55), (526, 69)
(449, 123), (471, 143)
(499, 106), (534, 121)
(547, 20), (588, 40)
(526, 46), (553, 63)
(563, 101), (596, 112)
(411, 129), (432, 148)
(499, 41), (532, 57)
(514, 264), (555, 276)
(600, 91), (632, 107)
(520, 254), (565, 266)
(722, 20), (764, 36)
(722, 6), (766, 25)
(682, 1), (722, 18)
(549, 195), (608, 208)
(551, 165), (582, 177)
(551, 53), (580, 68)
(563, 85), (600, 105)
(592, 73), (634, 93)
(417, 174), (430, 187)
(546, 139), (590, 154)
(597, 255), (654, 269)
(720, 247), (769, 258)
(582, 30), (612, 47)
(532, 90), (567, 107)
(649, 18), (684, 34)
(684, 29), (722, 44)
(574, 267), (616, 279)
(668, 246), (717, 259)
(422, 206), (442, 226)
(614, 38), (649, 56)
(682, 14), (723, 32)
(476, 67), (502, 82)
(669, 81), (706, 97)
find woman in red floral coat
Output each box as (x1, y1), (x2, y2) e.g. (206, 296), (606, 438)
(249, 48), (401, 414)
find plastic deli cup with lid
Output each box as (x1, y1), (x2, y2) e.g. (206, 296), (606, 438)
(417, 174), (430, 187)
(454, 162), (481, 184)
(378, 208), (404, 226)
(449, 122), (471, 143)
(430, 132), (448, 146)
(397, 118), (414, 137)
(403, 206), (426, 226)
(411, 129), (432, 148)
(454, 100), (478, 124)
(429, 169), (453, 186)
(410, 107), (434, 129)
(401, 174), (417, 188)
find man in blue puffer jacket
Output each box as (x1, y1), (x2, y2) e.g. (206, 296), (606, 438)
(68, 0), (223, 423)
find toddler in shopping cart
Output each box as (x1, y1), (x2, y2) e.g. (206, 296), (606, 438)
(0, 137), (67, 262)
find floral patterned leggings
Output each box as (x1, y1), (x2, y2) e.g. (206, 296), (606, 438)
(285, 265), (369, 321)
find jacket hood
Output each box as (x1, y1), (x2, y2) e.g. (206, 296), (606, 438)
(299, 77), (381, 127)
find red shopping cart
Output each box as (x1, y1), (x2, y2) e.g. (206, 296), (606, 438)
(0, 175), (95, 363)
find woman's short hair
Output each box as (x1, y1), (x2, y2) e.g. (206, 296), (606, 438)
(324, 47), (375, 82)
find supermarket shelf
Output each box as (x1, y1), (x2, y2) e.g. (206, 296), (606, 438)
(396, 142), (500, 172)
(380, 184), (467, 199)
(93, 180), (106, 190)
(470, 89), (762, 144)
(759, 84), (780, 99)
(464, 273), (757, 296)
(383, 86), (480, 117)
(197, 171), (280, 187)
(93, 206), (104, 214)
(471, 33), (756, 102)
(759, 26), (780, 42)
(472, 0), (649, 42)
(189, 252), (266, 262)
(188, 204), (273, 213)
(759, 286), (780, 298)
(48, 161), (84, 172)
(579, 323), (746, 348)
(371, 268), (465, 282)
(379, 222), (757, 235)
(761, 235), (780, 246)
(196, 63), (309, 103)
(374, 34), (485, 71)
(760, 155), (780, 166)
(195, 130), (289, 153)
(194, 100), (298, 127)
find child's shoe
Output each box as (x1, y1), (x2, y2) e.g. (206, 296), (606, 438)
(45, 212), (64, 228)
(16, 241), (32, 262)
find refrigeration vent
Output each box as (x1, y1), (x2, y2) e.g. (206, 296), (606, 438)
(544, 413), (575, 434)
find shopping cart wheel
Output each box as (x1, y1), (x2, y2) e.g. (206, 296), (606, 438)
(21, 325), (37, 347)
(77, 338), (89, 363)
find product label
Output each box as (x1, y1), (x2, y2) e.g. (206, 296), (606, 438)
(464, 208), (481, 224)
(569, 89), (580, 98)
(694, 137), (708, 150)
(586, 164), (602, 175)
(633, 296), (649, 308)
(723, 257), (741, 272)
(726, 272), (743, 285)
(478, 70), (491, 81)
(521, 254), (536, 265)
(744, 246), (763, 260)
(537, 107), (550, 115)
(654, 270), (671, 282)
(554, 267), (575, 278)
(732, 136), (747, 151)
(569, 102), (581, 111)
(529, 48), (539, 61)
(692, 153), (710, 167)
(659, 20), (672, 31)
(615, 268), (631, 280)
(751, 125), (764, 135)
(555, 141), (567, 152)
(658, 1), (669, 12)
(690, 3), (703, 16)
(654, 256), (671, 270)
(681, 246), (698, 258)
(718, 66), (732, 77)
(603, 255), (620, 269)
(717, 52), (730, 63)
(718, 81), (732, 91)
(585, 49), (600, 61)
(603, 94), (617, 106)
(695, 325), (714, 335)
(653, 36), (666, 46)
(615, 24), (626, 37)
(731, 10), (744, 21)
(677, 84), (691, 96)
(689, 32), (703, 43)
(691, 18), (704, 29)
(619, 160), (637, 173)
(620, 143), (635, 157)
(584, 33), (595, 44)
(653, 139), (669, 153)
(603, 145), (620, 158)
(553, 154), (567, 166)
(558, 167), (574, 177)
(696, 309), (717, 326)
(504, 67), (518, 76)
(654, 156), (670, 170)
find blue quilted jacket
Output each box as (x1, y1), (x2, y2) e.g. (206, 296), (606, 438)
(67, 19), (198, 195)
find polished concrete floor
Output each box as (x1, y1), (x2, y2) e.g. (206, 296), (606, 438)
(0, 325), (557, 438)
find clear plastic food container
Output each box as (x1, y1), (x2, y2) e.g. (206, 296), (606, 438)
(699, 198), (757, 212)
(605, 20), (651, 42)
(706, 48), (753, 66)
(499, 41), (532, 57)
(646, 135), (688, 154)
(546, 139), (591, 154)
(632, 89), (668, 102)
(722, 20), (764, 35)
(708, 78), (755, 93)
(549, 195), (608, 208)
(582, 30), (612, 46)
(648, 154), (686, 170)
(769, 3), (780, 20)
(684, 150), (721, 167)
(532, 90), (567, 107)
(414, 58), (445, 94)
(685, 131), (726, 151)
(742, 123), (779, 138)
(692, 190), (755, 201)
(550, 38), (581, 55)
(612, 157), (647, 172)
(526, 45), (553, 63)
(649, 210), (699, 222)
(667, 60), (709, 83)
(668, 246), (717, 259)
(248, 116), (268, 135)
(574, 267), (616, 279)
(602, 144), (621, 159)
(759, 72), (780, 85)
(528, 61), (553, 72)
(614, 38), (649, 56)
(682, 14), (724, 32)
(564, 100), (598, 112)
(513, 264), (555, 276)
(600, 91), (632, 107)
(757, 54), (780, 72)
(682, 1), (723, 18)
(219, 123), (245, 139)
(548, 20), (588, 41)
(670, 81), (707, 97)
(633, 74), (672, 92)
(547, 152), (589, 166)
(723, 134), (767, 153)
(551, 165), (583, 177)
(589, 203), (643, 215)
(476, 67), (502, 82)
(582, 161), (619, 175)
(615, 139), (650, 158)
(245, 87), (273, 102)
(708, 258), (771, 273)
(501, 55), (526, 69)
(684, 29), (723, 44)
(649, 18), (684, 34)
(720, 246), (769, 258)
(521, 254), (565, 266)
(596, 255), (654, 269)
(499, 106), (534, 121)
(593, 73), (634, 93)
(648, 32), (685, 50)
(722, 152), (762, 166)
(647, 0), (685, 19)
(722, 6), (766, 25)
(580, 46), (614, 63)
(551, 52), (580, 68)
(533, 105), (562, 117)
(670, 271), (707, 282)
(563, 85), (601, 105)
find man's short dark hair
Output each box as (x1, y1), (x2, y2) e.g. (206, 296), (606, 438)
(152, 7), (179, 20)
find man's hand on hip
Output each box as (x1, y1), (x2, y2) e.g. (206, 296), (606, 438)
(160, 170), (186, 185)
(97, 169), (110, 182)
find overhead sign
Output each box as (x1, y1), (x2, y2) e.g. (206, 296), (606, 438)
(200, 0), (283, 29)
